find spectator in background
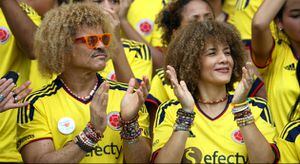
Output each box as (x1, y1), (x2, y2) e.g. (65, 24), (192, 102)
(252, 0), (300, 134)
(276, 59), (299, 163)
(0, 0), (57, 162)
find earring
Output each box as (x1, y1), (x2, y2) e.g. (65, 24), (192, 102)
(279, 27), (283, 31)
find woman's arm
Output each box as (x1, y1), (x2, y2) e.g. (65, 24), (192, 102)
(0, 0), (39, 59)
(251, 0), (286, 66)
(154, 65), (195, 163)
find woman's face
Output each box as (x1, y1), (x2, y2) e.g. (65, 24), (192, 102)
(69, 26), (109, 72)
(199, 42), (234, 86)
(278, 0), (300, 43)
(180, 0), (214, 27)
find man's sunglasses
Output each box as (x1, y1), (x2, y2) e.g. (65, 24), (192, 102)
(75, 33), (112, 49)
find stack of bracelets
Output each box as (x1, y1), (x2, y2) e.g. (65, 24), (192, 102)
(119, 113), (142, 144)
(74, 122), (103, 152)
(174, 108), (195, 131)
(232, 100), (254, 127)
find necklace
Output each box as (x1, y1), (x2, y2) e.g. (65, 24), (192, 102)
(60, 78), (99, 101)
(198, 94), (228, 104)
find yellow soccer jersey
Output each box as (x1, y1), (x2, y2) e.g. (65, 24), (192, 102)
(0, 3), (41, 162)
(256, 40), (299, 135)
(152, 96), (277, 163)
(17, 74), (150, 163)
(231, 0), (276, 48)
(223, 0), (235, 21)
(30, 39), (152, 91)
(149, 68), (176, 106)
(100, 39), (152, 82)
(126, 0), (168, 47)
(149, 69), (264, 107)
(276, 120), (300, 163)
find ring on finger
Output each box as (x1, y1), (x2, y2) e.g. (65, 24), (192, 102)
(13, 93), (18, 103)
(0, 94), (4, 102)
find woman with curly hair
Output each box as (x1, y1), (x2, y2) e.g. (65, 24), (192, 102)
(17, 3), (151, 163)
(151, 21), (279, 163)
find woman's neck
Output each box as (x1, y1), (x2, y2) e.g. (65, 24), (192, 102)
(197, 82), (227, 102)
(197, 82), (228, 118)
(290, 41), (300, 60)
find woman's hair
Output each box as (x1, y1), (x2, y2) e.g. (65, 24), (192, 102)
(165, 21), (246, 99)
(289, 61), (300, 121)
(34, 2), (112, 77)
(274, 2), (289, 44)
(156, 0), (214, 46)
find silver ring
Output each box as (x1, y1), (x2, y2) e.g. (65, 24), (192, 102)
(13, 95), (18, 103)
(0, 94), (4, 102)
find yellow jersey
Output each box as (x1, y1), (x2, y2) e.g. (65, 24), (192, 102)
(152, 96), (277, 163)
(0, 3), (41, 162)
(100, 39), (152, 82)
(276, 120), (300, 163)
(149, 68), (176, 106)
(126, 0), (168, 47)
(17, 74), (150, 163)
(30, 39), (152, 91)
(150, 68), (265, 107)
(256, 40), (299, 135)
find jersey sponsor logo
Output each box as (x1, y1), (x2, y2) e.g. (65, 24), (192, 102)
(136, 19), (153, 36)
(107, 112), (121, 131)
(231, 129), (244, 144)
(204, 151), (248, 163)
(284, 63), (296, 71)
(182, 147), (202, 163)
(57, 117), (76, 135)
(17, 134), (35, 148)
(86, 142), (122, 159)
(0, 26), (10, 44)
(107, 71), (117, 81)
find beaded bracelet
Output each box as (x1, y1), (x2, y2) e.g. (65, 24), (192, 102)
(74, 134), (95, 152)
(174, 108), (195, 132)
(87, 122), (103, 140)
(234, 109), (252, 120)
(119, 113), (142, 143)
(236, 115), (254, 127)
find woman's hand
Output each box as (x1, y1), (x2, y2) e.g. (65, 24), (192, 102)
(166, 65), (194, 112)
(232, 63), (255, 104)
(120, 76), (150, 121)
(0, 79), (31, 113)
(90, 81), (110, 135)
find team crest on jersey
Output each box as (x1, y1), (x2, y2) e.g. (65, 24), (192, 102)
(107, 71), (117, 81)
(0, 26), (10, 44)
(57, 117), (76, 135)
(107, 112), (121, 131)
(136, 19), (153, 36)
(231, 129), (244, 144)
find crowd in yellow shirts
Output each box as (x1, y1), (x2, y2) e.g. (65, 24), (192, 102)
(0, 0), (299, 163)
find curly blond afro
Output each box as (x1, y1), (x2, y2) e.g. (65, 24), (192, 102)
(34, 2), (112, 77)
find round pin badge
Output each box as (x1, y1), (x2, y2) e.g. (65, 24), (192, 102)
(57, 117), (76, 135)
